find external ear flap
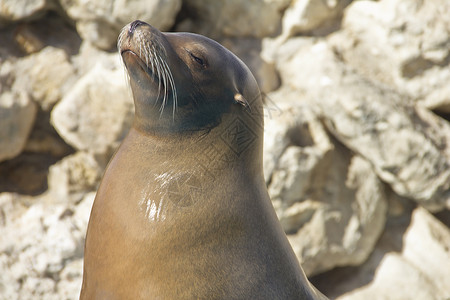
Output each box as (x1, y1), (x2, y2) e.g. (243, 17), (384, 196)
(234, 93), (251, 111)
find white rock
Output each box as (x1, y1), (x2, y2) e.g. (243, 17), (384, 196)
(337, 207), (450, 300)
(339, 254), (445, 300)
(73, 192), (96, 235)
(0, 194), (30, 299)
(57, 259), (84, 300)
(177, 0), (289, 38)
(288, 154), (387, 276)
(0, 91), (37, 162)
(331, 0), (450, 112)
(16, 204), (73, 275)
(274, 38), (342, 97)
(264, 102), (332, 204)
(319, 72), (450, 211)
(0, 0), (55, 25)
(282, 0), (350, 38)
(264, 103), (387, 275)
(1, 2), (449, 300)
(0, 202), (42, 254)
(221, 38), (280, 93)
(0, 193), (30, 230)
(402, 207), (450, 294)
(0, 254), (19, 299)
(0, 202), (46, 299)
(42, 217), (78, 272)
(0, 191), (94, 300)
(59, 0), (182, 49)
(51, 62), (133, 157)
(274, 37), (450, 211)
(47, 152), (102, 201)
(20, 277), (58, 300)
(72, 41), (120, 76)
(13, 46), (76, 110)
(420, 83), (450, 113)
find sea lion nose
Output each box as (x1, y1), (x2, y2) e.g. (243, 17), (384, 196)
(129, 20), (146, 35)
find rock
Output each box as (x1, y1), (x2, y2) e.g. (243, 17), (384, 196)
(402, 207), (450, 294)
(23, 109), (74, 158)
(338, 254), (446, 300)
(281, 0), (350, 38)
(264, 103), (387, 275)
(13, 46), (77, 110)
(20, 277), (58, 300)
(420, 83), (450, 114)
(0, 193), (30, 229)
(221, 38), (280, 93)
(0, 191), (94, 300)
(330, 0), (450, 111)
(274, 37), (450, 211)
(0, 91), (37, 162)
(72, 41), (121, 76)
(272, 37), (342, 98)
(0, 254), (19, 299)
(59, 0), (182, 49)
(0, 40), (19, 91)
(176, 0), (289, 39)
(0, 0), (56, 26)
(0, 152), (61, 195)
(6, 203), (69, 274)
(337, 207), (450, 300)
(47, 152), (102, 202)
(13, 15), (82, 55)
(0, 1), (449, 299)
(319, 71), (450, 211)
(72, 192), (96, 238)
(57, 259), (84, 300)
(264, 102), (331, 201)
(51, 61), (133, 157)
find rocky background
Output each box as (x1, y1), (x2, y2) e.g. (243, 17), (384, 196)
(1, 0), (449, 299)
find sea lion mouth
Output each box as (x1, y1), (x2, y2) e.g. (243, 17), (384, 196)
(121, 49), (160, 83)
(118, 26), (178, 116)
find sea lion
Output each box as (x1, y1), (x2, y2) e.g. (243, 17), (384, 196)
(80, 20), (327, 300)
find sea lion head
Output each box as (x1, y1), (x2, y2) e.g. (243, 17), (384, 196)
(118, 20), (263, 138)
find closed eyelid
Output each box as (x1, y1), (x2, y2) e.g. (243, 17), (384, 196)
(184, 48), (208, 67)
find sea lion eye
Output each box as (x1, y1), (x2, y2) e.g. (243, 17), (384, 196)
(190, 52), (206, 67)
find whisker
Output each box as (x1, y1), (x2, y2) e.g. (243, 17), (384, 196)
(150, 44), (161, 101)
(154, 47), (163, 106)
(162, 69), (169, 117)
(117, 30), (124, 52)
(162, 60), (177, 120)
(119, 26), (178, 121)
(156, 55), (168, 116)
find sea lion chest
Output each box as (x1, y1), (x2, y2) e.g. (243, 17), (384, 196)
(83, 129), (286, 299)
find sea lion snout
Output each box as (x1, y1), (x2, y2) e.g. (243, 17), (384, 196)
(128, 20), (145, 35)
(124, 20), (163, 42)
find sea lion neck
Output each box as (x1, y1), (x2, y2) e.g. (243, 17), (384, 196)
(131, 100), (229, 136)
(126, 112), (265, 174)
